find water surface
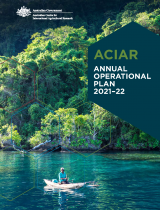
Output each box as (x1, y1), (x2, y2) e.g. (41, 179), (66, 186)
(0, 151), (160, 210)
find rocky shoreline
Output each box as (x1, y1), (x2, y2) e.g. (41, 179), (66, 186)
(1, 139), (160, 152)
(1, 144), (160, 152)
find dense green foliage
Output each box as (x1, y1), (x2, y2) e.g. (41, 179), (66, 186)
(0, 0), (160, 150)
(0, 0), (160, 56)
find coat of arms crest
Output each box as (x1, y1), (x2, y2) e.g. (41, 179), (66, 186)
(17, 6), (31, 17)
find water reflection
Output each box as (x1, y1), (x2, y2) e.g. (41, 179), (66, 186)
(101, 151), (160, 161)
(44, 186), (85, 209)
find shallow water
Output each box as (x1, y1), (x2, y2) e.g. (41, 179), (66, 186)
(0, 151), (160, 210)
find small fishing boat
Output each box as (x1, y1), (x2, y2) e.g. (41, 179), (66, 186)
(44, 179), (86, 189)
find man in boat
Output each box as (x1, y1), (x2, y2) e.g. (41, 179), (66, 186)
(59, 167), (69, 184)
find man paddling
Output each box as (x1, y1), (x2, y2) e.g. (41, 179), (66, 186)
(59, 167), (69, 184)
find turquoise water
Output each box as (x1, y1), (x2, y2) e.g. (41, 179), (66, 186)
(0, 151), (160, 209)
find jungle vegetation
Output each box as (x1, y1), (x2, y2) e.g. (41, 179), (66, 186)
(0, 0), (160, 150)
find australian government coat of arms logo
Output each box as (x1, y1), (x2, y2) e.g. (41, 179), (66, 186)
(16, 6), (31, 17)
